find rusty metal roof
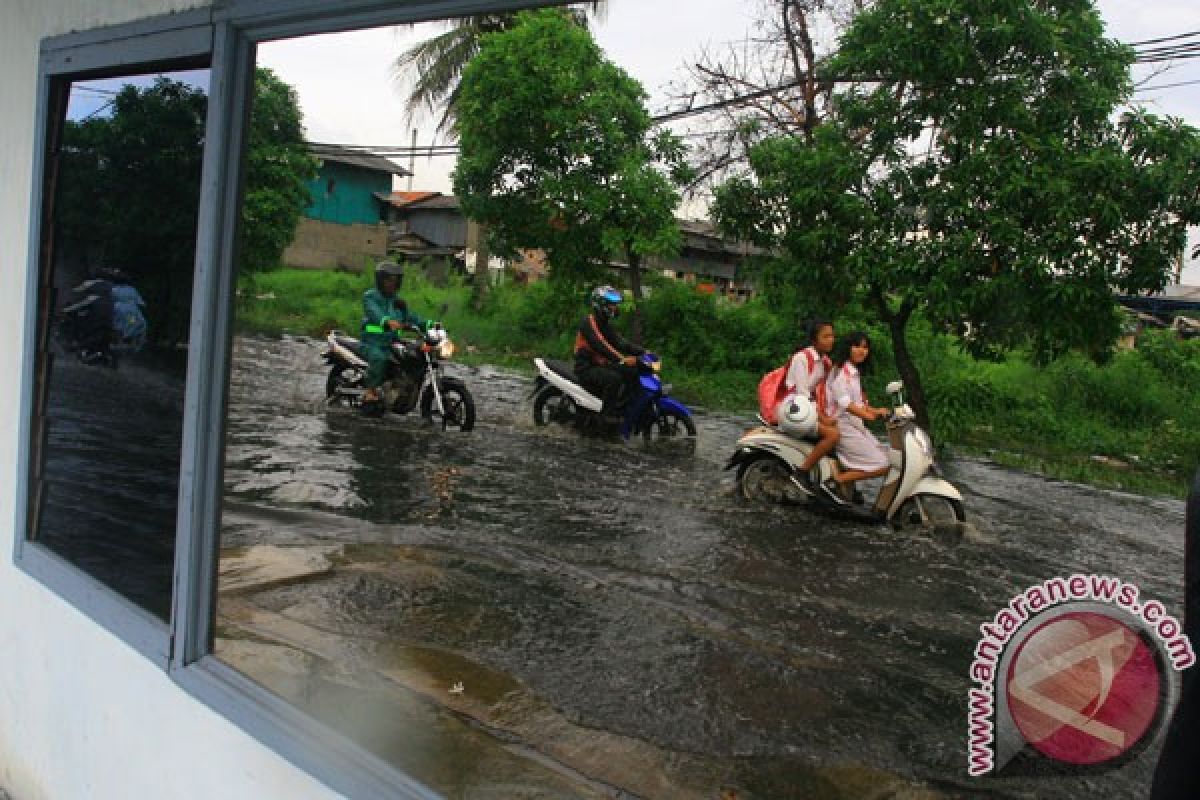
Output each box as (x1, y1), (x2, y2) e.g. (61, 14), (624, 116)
(309, 143), (410, 176)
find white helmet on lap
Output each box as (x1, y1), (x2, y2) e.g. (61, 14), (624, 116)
(777, 394), (818, 437)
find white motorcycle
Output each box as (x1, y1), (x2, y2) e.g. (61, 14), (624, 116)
(725, 381), (965, 529)
(322, 324), (475, 431)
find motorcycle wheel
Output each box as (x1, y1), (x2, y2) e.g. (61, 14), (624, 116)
(326, 365), (363, 406)
(642, 409), (696, 439)
(737, 454), (799, 504)
(420, 380), (475, 432)
(893, 494), (966, 531)
(532, 386), (578, 427)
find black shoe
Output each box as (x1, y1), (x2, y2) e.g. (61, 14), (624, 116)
(359, 399), (385, 418)
(816, 479), (847, 506)
(791, 471), (816, 497)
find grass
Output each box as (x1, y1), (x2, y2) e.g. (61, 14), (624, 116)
(235, 267), (1198, 499)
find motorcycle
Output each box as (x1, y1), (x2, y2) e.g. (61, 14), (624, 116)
(57, 278), (145, 368)
(530, 353), (696, 439)
(322, 324), (475, 431)
(725, 380), (965, 529)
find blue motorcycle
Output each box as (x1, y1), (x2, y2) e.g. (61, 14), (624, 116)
(531, 353), (696, 439)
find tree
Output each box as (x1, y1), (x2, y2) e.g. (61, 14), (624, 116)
(668, 0), (869, 192)
(392, 3), (605, 139)
(452, 9), (690, 341)
(241, 67), (319, 274)
(55, 69), (315, 342)
(58, 77), (209, 345)
(713, 0), (1200, 429)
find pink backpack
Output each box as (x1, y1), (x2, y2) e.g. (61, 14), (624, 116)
(757, 364), (790, 425)
(758, 350), (826, 425)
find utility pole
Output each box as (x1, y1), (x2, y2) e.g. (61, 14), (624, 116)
(406, 128), (416, 191)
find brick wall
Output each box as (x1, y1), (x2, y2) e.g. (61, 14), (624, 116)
(281, 217), (388, 271)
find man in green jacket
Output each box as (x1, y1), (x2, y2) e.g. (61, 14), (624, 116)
(360, 261), (425, 417)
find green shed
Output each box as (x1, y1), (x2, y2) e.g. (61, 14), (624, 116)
(304, 144), (411, 225)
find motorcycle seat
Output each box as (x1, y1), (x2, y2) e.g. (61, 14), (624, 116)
(544, 358), (578, 383)
(334, 335), (364, 356)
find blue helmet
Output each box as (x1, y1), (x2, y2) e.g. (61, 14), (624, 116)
(590, 285), (622, 319)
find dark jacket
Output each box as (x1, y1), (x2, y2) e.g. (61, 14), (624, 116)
(574, 313), (643, 371)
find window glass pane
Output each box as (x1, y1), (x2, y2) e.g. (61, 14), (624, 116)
(29, 66), (210, 620)
(208, 6), (1187, 799)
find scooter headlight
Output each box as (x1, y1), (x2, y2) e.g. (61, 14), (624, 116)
(439, 339), (456, 359)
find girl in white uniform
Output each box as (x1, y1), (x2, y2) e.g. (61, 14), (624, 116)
(825, 331), (891, 490)
(776, 319), (840, 496)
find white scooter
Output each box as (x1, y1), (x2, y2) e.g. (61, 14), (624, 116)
(725, 381), (965, 529)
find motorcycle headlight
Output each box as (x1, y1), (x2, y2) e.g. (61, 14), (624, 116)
(439, 340), (456, 359)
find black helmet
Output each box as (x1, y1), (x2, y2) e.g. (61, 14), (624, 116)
(94, 265), (130, 283)
(375, 261), (403, 294)
(589, 285), (622, 319)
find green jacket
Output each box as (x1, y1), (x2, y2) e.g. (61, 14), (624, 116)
(361, 288), (424, 343)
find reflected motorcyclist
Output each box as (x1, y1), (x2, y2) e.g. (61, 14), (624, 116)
(102, 267), (148, 350)
(360, 261), (425, 417)
(63, 273), (115, 362)
(574, 285), (644, 416)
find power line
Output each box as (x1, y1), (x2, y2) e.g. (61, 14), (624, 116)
(1136, 78), (1200, 92)
(1128, 30), (1200, 47)
(71, 85), (119, 96)
(1134, 48), (1200, 65)
(308, 31), (1200, 155)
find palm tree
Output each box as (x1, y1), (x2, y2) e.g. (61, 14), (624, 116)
(392, 3), (605, 139)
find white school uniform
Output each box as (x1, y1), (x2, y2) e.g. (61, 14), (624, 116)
(776, 346), (829, 438)
(826, 363), (889, 471)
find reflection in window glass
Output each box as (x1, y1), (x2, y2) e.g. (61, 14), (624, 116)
(28, 67), (210, 620)
(210, 9), (1185, 799)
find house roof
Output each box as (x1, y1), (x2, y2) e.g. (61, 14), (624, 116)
(1163, 284), (1200, 302)
(376, 190), (439, 208)
(388, 230), (460, 258)
(308, 143), (411, 176)
(375, 191), (462, 211)
(1118, 285), (1200, 315)
(404, 194), (461, 211)
(676, 218), (765, 256)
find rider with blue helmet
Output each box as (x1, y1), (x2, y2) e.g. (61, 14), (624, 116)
(574, 285), (644, 415)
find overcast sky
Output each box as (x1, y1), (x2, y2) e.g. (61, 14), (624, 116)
(256, 0), (1200, 282)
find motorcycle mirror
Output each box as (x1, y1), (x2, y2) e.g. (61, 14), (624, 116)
(885, 380), (904, 395)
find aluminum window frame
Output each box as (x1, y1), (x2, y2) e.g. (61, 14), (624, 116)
(17, 2), (563, 797)
(15, 6), (215, 667)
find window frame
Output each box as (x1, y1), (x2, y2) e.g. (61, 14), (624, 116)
(15, 7), (215, 667)
(16, 1), (563, 797)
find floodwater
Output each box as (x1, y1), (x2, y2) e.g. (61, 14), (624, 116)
(217, 334), (1186, 799)
(34, 349), (187, 620)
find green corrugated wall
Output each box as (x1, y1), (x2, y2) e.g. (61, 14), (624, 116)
(303, 161), (390, 225)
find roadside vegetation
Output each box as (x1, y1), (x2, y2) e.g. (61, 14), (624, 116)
(236, 265), (1199, 498)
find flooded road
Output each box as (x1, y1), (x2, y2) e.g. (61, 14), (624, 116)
(217, 335), (1186, 799)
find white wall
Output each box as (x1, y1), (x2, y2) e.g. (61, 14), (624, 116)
(0, 2), (342, 798)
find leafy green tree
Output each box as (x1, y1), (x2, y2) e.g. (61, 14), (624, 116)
(453, 9), (690, 340)
(58, 77), (208, 344)
(241, 67), (319, 274)
(392, 3), (605, 138)
(56, 69), (315, 342)
(714, 0), (1200, 428)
